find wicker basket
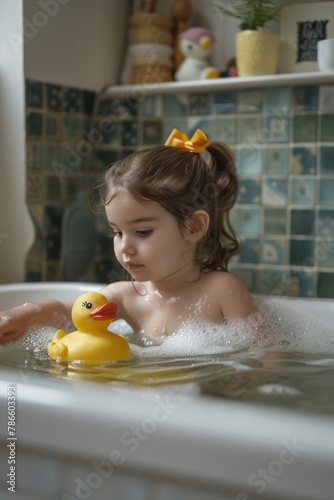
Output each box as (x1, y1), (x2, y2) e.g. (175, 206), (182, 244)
(130, 13), (174, 46)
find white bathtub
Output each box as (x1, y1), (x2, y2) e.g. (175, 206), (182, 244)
(0, 282), (334, 500)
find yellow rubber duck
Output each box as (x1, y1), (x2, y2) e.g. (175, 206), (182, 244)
(47, 292), (131, 362)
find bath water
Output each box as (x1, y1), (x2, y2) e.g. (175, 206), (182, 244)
(1, 298), (334, 414)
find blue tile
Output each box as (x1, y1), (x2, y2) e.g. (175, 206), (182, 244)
(317, 209), (334, 236)
(232, 206), (261, 234)
(26, 80), (43, 109)
(290, 146), (316, 174)
(240, 238), (260, 263)
(289, 239), (314, 266)
(293, 85), (318, 111)
(319, 146), (334, 174)
(290, 209), (315, 235)
(213, 91), (236, 114)
(26, 111), (43, 137)
(238, 178), (261, 203)
(319, 178), (334, 205)
(290, 177), (315, 205)
(237, 146), (262, 174)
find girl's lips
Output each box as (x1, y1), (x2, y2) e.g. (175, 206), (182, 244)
(124, 262), (143, 271)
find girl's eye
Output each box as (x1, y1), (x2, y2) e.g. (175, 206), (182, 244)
(136, 230), (152, 238)
(109, 231), (122, 239)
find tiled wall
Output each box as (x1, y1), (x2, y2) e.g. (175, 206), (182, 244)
(25, 79), (334, 298)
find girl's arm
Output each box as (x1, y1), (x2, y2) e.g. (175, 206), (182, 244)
(0, 299), (74, 344)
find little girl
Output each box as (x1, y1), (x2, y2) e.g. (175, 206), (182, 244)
(0, 128), (258, 343)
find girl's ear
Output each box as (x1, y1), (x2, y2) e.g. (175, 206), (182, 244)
(185, 210), (210, 243)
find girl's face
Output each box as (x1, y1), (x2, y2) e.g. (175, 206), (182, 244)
(105, 191), (196, 284)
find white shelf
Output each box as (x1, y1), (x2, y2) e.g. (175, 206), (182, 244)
(101, 72), (334, 97)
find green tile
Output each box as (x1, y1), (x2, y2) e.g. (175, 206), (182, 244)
(290, 146), (316, 174)
(163, 95), (188, 116)
(292, 86), (318, 111)
(293, 114), (318, 142)
(265, 87), (291, 115)
(139, 95), (158, 117)
(319, 86), (334, 111)
(263, 147), (289, 174)
(262, 237), (287, 264)
(258, 268), (287, 295)
(237, 116), (262, 144)
(317, 272), (334, 298)
(320, 114), (334, 142)
(290, 209), (315, 236)
(142, 120), (162, 145)
(264, 208), (286, 234)
(315, 239), (334, 268)
(210, 117), (236, 143)
(319, 146), (334, 174)
(237, 90), (263, 113)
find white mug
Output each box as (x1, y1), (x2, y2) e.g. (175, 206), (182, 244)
(317, 38), (334, 72)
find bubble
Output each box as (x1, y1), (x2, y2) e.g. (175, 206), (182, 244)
(257, 384), (301, 397)
(22, 302), (41, 311)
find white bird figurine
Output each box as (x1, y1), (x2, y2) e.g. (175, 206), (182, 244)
(175, 27), (219, 81)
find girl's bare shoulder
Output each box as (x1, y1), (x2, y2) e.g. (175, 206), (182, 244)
(201, 270), (258, 319)
(99, 280), (135, 303)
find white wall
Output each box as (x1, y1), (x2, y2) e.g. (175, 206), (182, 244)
(24, 0), (130, 90)
(0, 0), (34, 284)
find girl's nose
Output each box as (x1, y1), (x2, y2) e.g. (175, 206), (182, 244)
(120, 236), (136, 255)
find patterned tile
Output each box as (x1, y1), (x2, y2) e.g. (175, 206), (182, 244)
(290, 146), (317, 174)
(319, 85), (334, 111)
(189, 94), (211, 115)
(262, 237), (287, 265)
(46, 84), (63, 112)
(262, 178), (288, 206)
(26, 80), (43, 109)
(63, 87), (82, 113)
(231, 206), (261, 234)
(264, 115), (289, 143)
(238, 178), (261, 203)
(290, 176), (315, 205)
(316, 209), (334, 237)
(239, 238), (260, 263)
(26, 111), (43, 138)
(163, 94), (188, 116)
(237, 116), (263, 144)
(292, 85), (318, 111)
(263, 146), (289, 174)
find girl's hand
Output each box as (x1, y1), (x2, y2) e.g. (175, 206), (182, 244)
(0, 305), (33, 344)
(0, 299), (73, 345)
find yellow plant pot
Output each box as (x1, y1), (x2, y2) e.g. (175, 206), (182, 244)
(236, 30), (279, 77)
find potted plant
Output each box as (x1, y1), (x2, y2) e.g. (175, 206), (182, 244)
(214, 0), (287, 76)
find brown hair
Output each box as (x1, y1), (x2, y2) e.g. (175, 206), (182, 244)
(101, 143), (239, 271)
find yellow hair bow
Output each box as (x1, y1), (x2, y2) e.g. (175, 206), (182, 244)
(164, 128), (210, 153)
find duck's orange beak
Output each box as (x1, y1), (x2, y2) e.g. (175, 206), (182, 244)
(90, 302), (118, 320)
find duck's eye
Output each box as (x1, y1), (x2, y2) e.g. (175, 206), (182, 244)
(86, 303), (92, 309)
